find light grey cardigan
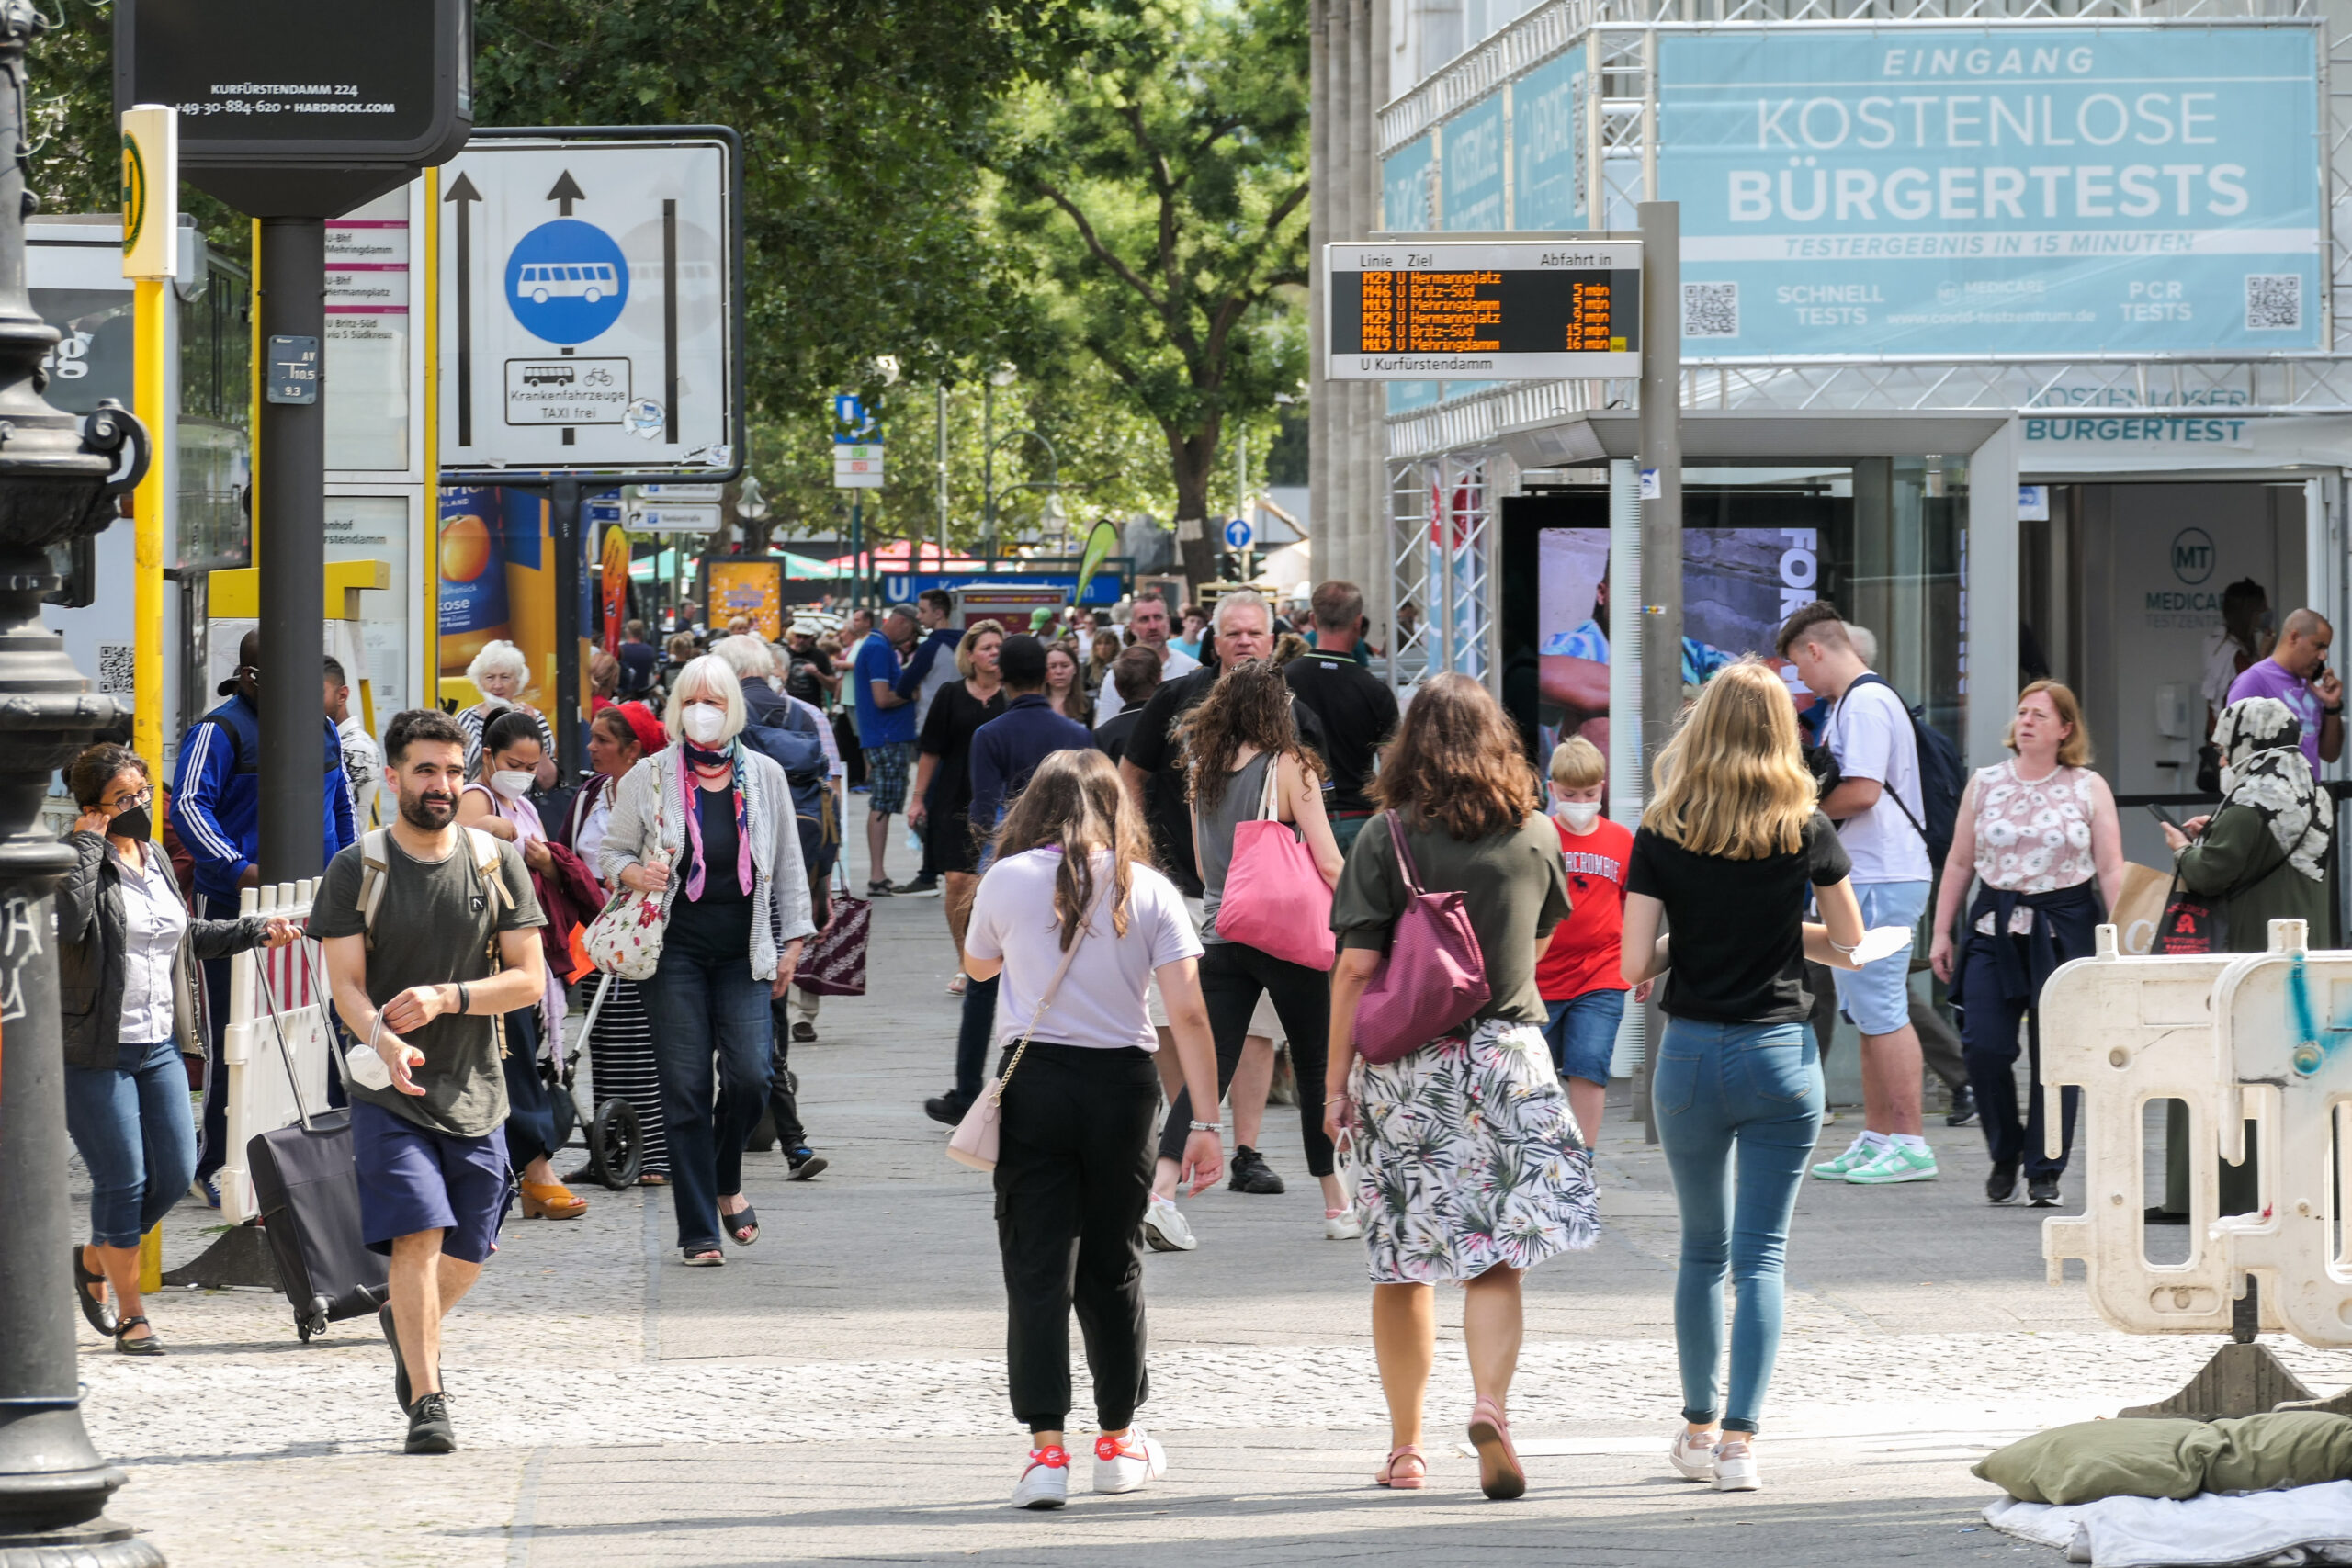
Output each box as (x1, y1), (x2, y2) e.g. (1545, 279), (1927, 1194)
(597, 742), (817, 980)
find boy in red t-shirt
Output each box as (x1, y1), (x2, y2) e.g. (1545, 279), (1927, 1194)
(1537, 737), (1635, 1148)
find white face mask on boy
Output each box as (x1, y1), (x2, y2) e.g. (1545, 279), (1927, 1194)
(1555, 800), (1601, 831)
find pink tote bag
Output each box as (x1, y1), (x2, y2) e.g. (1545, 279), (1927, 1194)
(1210, 758), (1336, 970)
(1353, 810), (1488, 1066)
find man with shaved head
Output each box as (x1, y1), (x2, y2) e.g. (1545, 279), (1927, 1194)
(2227, 606), (2344, 769)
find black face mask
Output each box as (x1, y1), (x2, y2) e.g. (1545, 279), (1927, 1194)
(110, 802), (152, 842)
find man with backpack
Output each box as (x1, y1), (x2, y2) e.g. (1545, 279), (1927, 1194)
(1777, 602), (1952, 1188)
(309, 709), (548, 1455)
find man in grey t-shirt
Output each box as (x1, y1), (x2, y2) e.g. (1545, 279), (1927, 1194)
(311, 708), (546, 1455)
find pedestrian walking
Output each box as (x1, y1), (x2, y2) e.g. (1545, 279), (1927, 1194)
(1143, 659), (1348, 1249)
(1323, 673), (1595, 1501)
(1091, 647), (1161, 767)
(325, 656), (380, 829)
(910, 621), (1007, 1000)
(1617, 659), (1868, 1492)
(892, 589), (964, 897)
(1283, 581), (1397, 855)
(618, 619), (660, 700)
(1536, 736), (1634, 1151)
(1045, 642), (1092, 729)
(1928, 681), (2122, 1207)
(311, 708), (549, 1454)
(554, 704), (669, 1184)
(454, 639), (557, 786)
(963, 748), (1225, 1509)
(1084, 629), (1123, 705)
(1777, 604), (1940, 1187)
(60, 742), (300, 1354)
(597, 656), (816, 1264)
(456, 709), (589, 1221)
(852, 605), (921, 896)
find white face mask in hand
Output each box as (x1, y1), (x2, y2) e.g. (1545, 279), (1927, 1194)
(490, 769), (535, 799)
(682, 702), (729, 746)
(1555, 800), (1601, 831)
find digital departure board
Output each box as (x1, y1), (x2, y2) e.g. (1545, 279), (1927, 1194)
(1324, 241), (1641, 380)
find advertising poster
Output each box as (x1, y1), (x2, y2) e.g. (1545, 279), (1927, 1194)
(1511, 56), (1586, 231)
(437, 486), (555, 707)
(1659, 25), (2324, 356)
(600, 523), (630, 652)
(708, 559), (784, 640)
(1536, 526), (1821, 758)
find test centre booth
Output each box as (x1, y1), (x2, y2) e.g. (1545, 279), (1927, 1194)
(1362, 4), (2352, 894)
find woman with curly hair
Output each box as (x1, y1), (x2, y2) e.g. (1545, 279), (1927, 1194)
(1323, 672), (1591, 1500)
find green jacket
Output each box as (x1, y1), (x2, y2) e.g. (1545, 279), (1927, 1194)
(2173, 800), (2328, 953)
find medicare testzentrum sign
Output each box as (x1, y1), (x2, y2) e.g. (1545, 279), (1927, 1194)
(1658, 25), (2323, 357)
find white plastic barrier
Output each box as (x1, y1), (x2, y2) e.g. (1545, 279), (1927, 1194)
(2038, 925), (2278, 1337)
(219, 879), (334, 1224)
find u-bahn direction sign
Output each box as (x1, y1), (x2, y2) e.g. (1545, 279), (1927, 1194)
(1324, 239), (1643, 379)
(438, 129), (743, 483)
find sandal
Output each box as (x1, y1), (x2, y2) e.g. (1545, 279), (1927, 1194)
(73, 1246), (118, 1337)
(947, 973), (968, 998)
(1467, 1395), (1526, 1500)
(519, 1180), (588, 1221)
(681, 1248), (726, 1267)
(114, 1315), (164, 1356)
(1375, 1444), (1426, 1490)
(724, 1203), (759, 1246)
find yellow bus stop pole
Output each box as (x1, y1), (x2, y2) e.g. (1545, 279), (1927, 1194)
(120, 105), (176, 803)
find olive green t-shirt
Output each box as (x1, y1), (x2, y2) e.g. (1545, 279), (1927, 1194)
(308, 829), (544, 1138)
(1330, 810), (1570, 1025)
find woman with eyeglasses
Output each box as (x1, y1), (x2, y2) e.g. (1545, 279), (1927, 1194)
(58, 743), (300, 1354)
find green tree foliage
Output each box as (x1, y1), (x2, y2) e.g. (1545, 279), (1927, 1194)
(991, 0), (1308, 587)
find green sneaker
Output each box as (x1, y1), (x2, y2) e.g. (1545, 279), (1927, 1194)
(1809, 1138), (1880, 1180)
(1844, 1144), (1939, 1185)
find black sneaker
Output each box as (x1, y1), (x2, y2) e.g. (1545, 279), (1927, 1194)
(1228, 1145), (1285, 1196)
(786, 1147), (829, 1180)
(924, 1090), (971, 1127)
(1945, 1086), (1979, 1127)
(404, 1393), (456, 1455)
(2028, 1176), (2062, 1207)
(1986, 1159), (2021, 1205)
(893, 874), (942, 897)
(792, 1021), (817, 1043)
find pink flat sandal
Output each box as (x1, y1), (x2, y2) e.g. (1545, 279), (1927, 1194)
(1467, 1396), (1526, 1500)
(1375, 1444), (1426, 1489)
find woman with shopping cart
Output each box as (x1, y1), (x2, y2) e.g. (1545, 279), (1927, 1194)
(58, 741), (301, 1354)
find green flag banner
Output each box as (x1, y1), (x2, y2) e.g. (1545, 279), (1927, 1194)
(1074, 519), (1118, 604)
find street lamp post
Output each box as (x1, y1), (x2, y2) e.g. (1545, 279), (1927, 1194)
(0, 5), (162, 1563)
(983, 428), (1062, 563)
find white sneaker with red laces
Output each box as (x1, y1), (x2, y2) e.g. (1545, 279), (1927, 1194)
(1010, 1446), (1070, 1509)
(1092, 1427), (1168, 1494)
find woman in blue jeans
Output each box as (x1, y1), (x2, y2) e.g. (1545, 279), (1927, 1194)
(58, 743), (298, 1352)
(1619, 660), (1867, 1493)
(600, 657), (815, 1264)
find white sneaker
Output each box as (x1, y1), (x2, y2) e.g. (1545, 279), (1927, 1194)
(1142, 1195), (1195, 1252)
(1092, 1427), (1168, 1494)
(1324, 1206), (1363, 1240)
(1668, 1427), (1718, 1483)
(1010, 1446), (1070, 1509)
(1713, 1438), (1759, 1491)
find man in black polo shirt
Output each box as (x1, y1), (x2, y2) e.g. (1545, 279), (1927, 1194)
(1283, 580), (1397, 854)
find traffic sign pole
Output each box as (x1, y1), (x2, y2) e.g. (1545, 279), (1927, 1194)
(258, 215), (328, 883)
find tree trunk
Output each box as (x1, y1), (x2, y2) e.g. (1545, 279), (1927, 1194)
(1170, 423), (1221, 591)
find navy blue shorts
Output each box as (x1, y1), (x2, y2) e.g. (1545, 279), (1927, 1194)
(351, 1100), (514, 1264)
(1544, 989), (1628, 1085)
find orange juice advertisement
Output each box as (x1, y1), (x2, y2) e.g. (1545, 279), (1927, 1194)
(438, 487), (557, 706)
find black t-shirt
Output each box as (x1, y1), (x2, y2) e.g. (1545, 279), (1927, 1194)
(1124, 669), (1327, 898)
(1625, 811), (1851, 1024)
(1092, 707), (1145, 768)
(916, 681), (1007, 821)
(1284, 650), (1398, 815)
(688, 785), (750, 904)
(784, 646), (834, 707)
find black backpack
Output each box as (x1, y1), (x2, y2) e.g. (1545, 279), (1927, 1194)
(1833, 673), (1962, 871)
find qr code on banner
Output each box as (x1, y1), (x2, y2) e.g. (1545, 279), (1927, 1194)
(1683, 282), (1738, 339)
(96, 643), (132, 695)
(2246, 274), (2302, 332)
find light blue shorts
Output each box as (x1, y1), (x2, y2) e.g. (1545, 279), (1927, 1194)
(1830, 879), (1929, 1037)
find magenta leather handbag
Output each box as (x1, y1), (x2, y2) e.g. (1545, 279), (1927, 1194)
(1210, 759), (1336, 970)
(1353, 810), (1489, 1066)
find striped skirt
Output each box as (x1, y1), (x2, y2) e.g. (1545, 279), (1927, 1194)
(585, 975), (670, 1175)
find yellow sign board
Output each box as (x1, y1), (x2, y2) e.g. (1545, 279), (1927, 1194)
(119, 106), (177, 280)
(708, 560), (784, 640)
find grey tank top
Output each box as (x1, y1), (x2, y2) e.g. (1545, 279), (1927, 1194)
(1196, 750), (1280, 944)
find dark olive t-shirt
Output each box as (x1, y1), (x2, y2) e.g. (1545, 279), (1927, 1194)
(1624, 811), (1850, 1024)
(308, 829), (545, 1137)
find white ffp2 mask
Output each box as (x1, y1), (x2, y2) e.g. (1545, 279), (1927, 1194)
(490, 769), (535, 799)
(1557, 801), (1601, 831)
(682, 703), (728, 746)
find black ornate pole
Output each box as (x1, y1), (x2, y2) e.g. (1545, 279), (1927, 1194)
(0, 2), (158, 1562)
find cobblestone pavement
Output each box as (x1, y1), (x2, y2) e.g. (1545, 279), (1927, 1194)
(63, 835), (2352, 1565)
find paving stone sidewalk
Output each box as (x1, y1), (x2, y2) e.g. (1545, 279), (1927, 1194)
(64, 836), (2349, 1566)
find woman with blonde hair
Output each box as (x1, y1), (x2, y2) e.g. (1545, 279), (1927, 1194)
(1323, 673), (1591, 1500)
(458, 640), (556, 786)
(1619, 658), (1868, 1493)
(1928, 680), (2122, 1207)
(910, 620), (1007, 997)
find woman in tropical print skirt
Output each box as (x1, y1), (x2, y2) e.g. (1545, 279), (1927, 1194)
(1324, 673), (1595, 1502)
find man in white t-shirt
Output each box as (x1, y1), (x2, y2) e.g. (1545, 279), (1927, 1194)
(1777, 603), (1937, 1188)
(1125, 595), (1200, 682)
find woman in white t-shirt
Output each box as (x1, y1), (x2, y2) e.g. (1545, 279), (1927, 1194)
(962, 748), (1225, 1512)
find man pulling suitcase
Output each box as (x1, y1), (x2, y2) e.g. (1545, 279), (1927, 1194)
(309, 708), (548, 1454)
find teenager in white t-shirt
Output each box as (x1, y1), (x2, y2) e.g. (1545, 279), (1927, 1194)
(1776, 604), (1938, 1187)
(960, 747), (1224, 1511)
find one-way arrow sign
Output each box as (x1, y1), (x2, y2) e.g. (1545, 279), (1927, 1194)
(548, 170), (583, 215)
(443, 170), (482, 446)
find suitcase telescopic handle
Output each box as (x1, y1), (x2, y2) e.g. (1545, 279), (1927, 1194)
(252, 952), (315, 1133)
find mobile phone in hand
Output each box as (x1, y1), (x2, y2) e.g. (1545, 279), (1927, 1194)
(2145, 802), (2179, 830)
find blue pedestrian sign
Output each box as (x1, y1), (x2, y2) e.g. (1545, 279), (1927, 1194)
(1222, 515), (1255, 552)
(504, 218), (630, 344)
